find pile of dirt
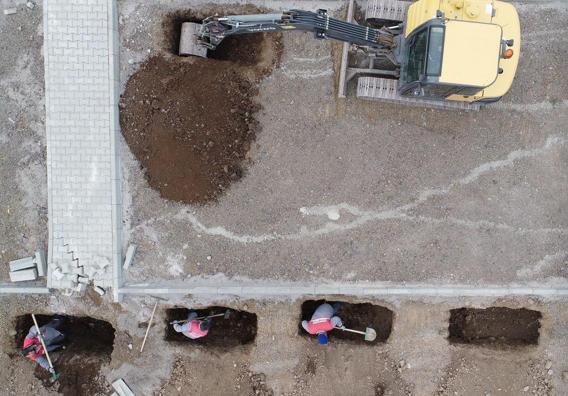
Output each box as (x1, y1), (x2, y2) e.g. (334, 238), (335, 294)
(448, 307), (542, 346)
(164, 307), (257, 347)
(14, 314), (115, 396)
(299, 300), (393, 344)
(120, 9), (282, 204)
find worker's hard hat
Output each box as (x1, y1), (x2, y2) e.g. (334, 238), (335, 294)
(200, 320), (211, 331)
(317, 332), (328, 345)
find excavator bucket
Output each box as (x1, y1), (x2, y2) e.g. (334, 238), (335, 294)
(179, 22), (208, 58)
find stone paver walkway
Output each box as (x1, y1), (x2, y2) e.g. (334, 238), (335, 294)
(44, 0), (121, 297)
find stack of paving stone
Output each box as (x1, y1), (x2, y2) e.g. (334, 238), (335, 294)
(51, 254), (109, 295)
(8, 251), (46, 282)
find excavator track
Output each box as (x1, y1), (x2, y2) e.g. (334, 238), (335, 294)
(338, 0), (481, 111)
(356, 77), (480, 111)
(365, 0), (409, 24)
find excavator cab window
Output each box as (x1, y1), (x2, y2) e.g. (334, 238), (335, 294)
(402, 26), (444, 84)
(400, 25), (447, 98)
(404, 28), (428, 84)
(426, 27), (444, 75)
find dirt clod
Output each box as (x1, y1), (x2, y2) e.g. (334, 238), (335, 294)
(448, 307), (542, 346)
(164, 307), (257, 347)
(14, 314), (115, 396)
(299, 300), (393, 344)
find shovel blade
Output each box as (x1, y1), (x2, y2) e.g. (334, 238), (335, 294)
(49, 372), (60, 383)
(364, 327), (377, 341)
(179, 22), (208, 58)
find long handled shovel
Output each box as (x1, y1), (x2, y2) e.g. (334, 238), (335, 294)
(140, 301), (158, 353)
(335, 326), (377, 342)
(169, 309), (232, 325)
(31, 314), (60, 383)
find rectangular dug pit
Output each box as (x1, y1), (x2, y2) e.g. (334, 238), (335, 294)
(14, 314), (115, 396)
(299, 300), (393, 345)
(165, 307), (257, 347)
(448, 307), (542, 346)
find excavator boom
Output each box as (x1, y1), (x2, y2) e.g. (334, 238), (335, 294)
(179, 9), (395, 57)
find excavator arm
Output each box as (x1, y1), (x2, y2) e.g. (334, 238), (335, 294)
(180, 9), (395, 57)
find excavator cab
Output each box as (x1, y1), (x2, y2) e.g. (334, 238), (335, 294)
(396, 0), (520, 104)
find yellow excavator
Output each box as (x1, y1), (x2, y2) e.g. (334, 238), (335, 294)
(180, 0), (520, 110)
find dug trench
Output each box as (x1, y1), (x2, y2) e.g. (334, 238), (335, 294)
(120, 8), (283, 204)
(164, 307), (257, 347)
(448, 307), (542, 347)
(299, 300), (394, 344)
(13, 314), (115, 396)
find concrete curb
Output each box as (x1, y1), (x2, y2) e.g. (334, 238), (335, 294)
(107, 0), (123, 303)
(119, 284), (568, 298)
(0, 285), (50, 294)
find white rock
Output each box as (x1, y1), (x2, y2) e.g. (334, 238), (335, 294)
(52, 267), (64, 280)
(26, 2), (35, 9)
(3, 8), (17, 15)
(206, 255), (212, 260)
(545, 361), (552, 370)
(93, 285), (105, 296)
(548, 369), (553, 376)
(523, 386), (529, 392)
(326, 209), (340, 220)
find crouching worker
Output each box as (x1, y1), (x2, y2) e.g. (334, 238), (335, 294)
(172, 311), (212, 339)
(301, 302), (343, 345)
(21, 315), (65, 374)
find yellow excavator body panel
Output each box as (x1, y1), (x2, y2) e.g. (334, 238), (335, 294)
(404, 0), (520, 102)
(439, 20), (501, 87)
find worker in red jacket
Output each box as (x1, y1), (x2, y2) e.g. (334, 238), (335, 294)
(172, 311), (212, 339)
(21, 316), (65, 373)
(301, 302), (343, 345)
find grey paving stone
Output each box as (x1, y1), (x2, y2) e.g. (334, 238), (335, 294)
(44, 0), (121, 294)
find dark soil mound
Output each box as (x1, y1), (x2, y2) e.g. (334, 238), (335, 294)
(121, 10), (282, 204)
(15, 314), (115, 396)
(299, 300), (393, 344)
(449, 307), (541, 346)
(165, 307), (257, 347)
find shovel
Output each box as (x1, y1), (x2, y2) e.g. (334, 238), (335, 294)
(31, 314), (60, 383)
(170, 309), (232, 325)
(335, 326), (377, 342)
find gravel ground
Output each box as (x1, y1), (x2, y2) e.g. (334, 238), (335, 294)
(118, 0), (568, 285)
(0, 1), (47, 282)
(0, 0), (567, 395)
